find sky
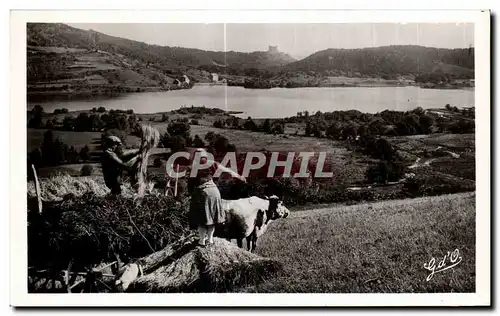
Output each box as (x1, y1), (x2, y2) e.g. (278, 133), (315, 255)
(68, 23), (474, 60)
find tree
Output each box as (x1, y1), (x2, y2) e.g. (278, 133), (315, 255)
(29, 148), (42, 168)
(41, 130), (54, 166)
(169, 135), (187, 153)
(419, 114), (435, 134)
(79, 145), (90, 162)
(160, 131), (171, 148)
(403, 114), (421, 135)
(357, 125), (370, 139)
(67, 146), (79, 163)
(366, 160), (405, 185)
(41, 131), (66, 166)
(449, 119), (475, 134)
(213, 120), (224, 128)
(97, 106), (106, 113)
(75, 113), (90, 132)
(326, 122), (341, 139)
(243, 118), (257, 131)
(213, 136), (230, 154)
(167, 121), (191, 139)
(45, 119), (55, 129)
(262, 119), (271, 133)
(61, 116), (74, 131)
(377, 138), (395, 161)
(305, 121), (312, 136)
(193, 134), (205, 148)
(232, 116), (240, 128)
(28, 105), (44, 128)
(342, 125), (358, 140)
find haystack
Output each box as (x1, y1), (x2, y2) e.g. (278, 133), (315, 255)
(133, 124), (160, 197)
(126, 235), (282, 293)
(28, 194), (190, 271)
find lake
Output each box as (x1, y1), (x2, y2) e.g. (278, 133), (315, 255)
(28, 85), (475, 118)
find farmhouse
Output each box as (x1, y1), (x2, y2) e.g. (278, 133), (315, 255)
(211, 73), (219, 82)
(173, 75), (191, 87)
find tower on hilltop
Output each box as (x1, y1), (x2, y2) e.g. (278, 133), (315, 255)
(268, 45), (279, 53)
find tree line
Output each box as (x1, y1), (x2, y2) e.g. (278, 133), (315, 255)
(28, 130), (91, 168)
(28, 105), (140, 134)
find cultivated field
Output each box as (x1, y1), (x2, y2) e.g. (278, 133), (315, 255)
(248, 192), (476, 293)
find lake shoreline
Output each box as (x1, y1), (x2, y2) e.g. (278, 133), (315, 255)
(28, 83), (475, 103)
(28, 85), (475, 118)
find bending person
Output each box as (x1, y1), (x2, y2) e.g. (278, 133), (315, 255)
(101, 135), (140, 195)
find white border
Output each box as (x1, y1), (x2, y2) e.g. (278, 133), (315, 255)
(9, 9), (490, 307)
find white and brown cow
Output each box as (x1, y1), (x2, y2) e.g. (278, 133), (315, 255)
(215, 195), (290, 252)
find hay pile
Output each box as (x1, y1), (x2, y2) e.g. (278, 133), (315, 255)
(133, 124), (160, 197)
(126, 236), (283, 293)
(27, 175), (136, 202)
(28, 193), (190, 271)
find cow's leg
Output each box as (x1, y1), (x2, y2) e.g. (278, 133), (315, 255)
(236, 238), (243, 248)
(246, 236), (251, 251)
(251, 236), (258, 253)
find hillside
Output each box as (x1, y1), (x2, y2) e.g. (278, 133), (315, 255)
(27, 23), (295, 75)
(280, 45), (474, 78)
(27, 23), (475, 93)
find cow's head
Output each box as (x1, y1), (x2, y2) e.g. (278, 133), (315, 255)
(264, 195), (290, 223)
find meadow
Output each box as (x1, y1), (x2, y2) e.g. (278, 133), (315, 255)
(247, 192), (476, 293)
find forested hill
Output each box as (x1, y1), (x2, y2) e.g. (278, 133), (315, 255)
(27, 23), (296, 73)
(281, 45), (474, 78)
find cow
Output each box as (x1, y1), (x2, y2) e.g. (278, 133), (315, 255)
(215, 195), (290, 252)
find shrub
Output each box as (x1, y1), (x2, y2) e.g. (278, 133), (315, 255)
(190, 119), (199, 125)
(167, 121), (190, 139)
(80, 164), (94, 176)
(243, 118), (258, 131)
(271, 123), (285, 134)
(449, 119), (475, 134)
(213, 120), (224, 128)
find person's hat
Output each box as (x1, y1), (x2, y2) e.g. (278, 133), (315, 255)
(106, 136), (122, 144)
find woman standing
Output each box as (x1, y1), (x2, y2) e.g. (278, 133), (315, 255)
(187, 148), (245, 247)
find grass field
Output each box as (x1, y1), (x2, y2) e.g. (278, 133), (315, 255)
(246, 192), (475, 293)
